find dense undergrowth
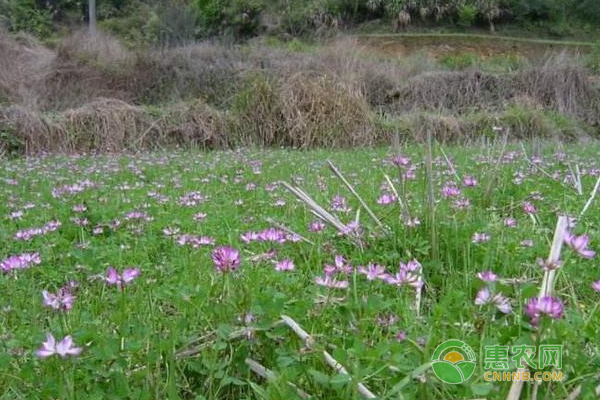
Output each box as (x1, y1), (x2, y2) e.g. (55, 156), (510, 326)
(1, 144), (599, 399)
(1, 30), (599, 154)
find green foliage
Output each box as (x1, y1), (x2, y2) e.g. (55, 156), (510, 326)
(4, 0), (53, 36)
(439, 53), (479, 70)
(585, 41), (600, 74)
(3, 0), (600, 40)
(458, 4), (478, 27)
(194, 0), (265, 37)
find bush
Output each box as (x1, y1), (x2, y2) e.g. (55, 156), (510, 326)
(4, 0), (53, 36)
(458, 4), (477, 27)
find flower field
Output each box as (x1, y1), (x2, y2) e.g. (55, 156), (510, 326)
(1, 144), (599, 399)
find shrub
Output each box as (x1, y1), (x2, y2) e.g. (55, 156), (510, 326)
(4, 0), (53, 36)
(458, 4), (477, 27)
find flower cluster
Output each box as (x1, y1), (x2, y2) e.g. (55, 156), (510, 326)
(474, 271), (511, 314)
(241, 228), (301, 244)
(14, 221), (61, 241)
(212, 246), (241, 273)
(524, 296), (564, 325)
(1, 253), (41, 272)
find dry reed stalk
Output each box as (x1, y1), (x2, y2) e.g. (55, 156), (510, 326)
(424, 129), (438, 260)
(438, 145), (461, 182)
(323, 350), (377, 399)
(519, 142), (579, 195)
(578, 175), (600, 221)
(327, 160), (388, 234)
(264, 217), (315, 246)
(506, 216), (568, 400)
(383, 173), (410, 221)
(245, 358), (312, 399)
(281, 315), (378, 399)
(280, 181), (363, 247)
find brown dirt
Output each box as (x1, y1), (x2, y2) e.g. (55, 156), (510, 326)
(356, 35), (591, 61)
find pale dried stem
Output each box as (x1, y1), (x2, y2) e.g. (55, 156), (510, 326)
(281, 315), (378, 399)
(245, 358), (312, 399)
(327, 160), (388, 234)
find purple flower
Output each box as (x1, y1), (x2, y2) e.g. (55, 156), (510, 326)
(212, 247), (241, 273)
(592, 281), (600, 292)
(463, 175), (477, 187)
(525, 296), (564, 325)
(522, 201), (537, 215)
(358, 263), (386, 280)
(441, 184), (461, 198)
(377, 193), (397, 205)
(404, 217), (420, 227)
(476, 271), (498, 282)
(475, 287), (512, 314)
(564, 233), (595, 259)
(504, 218), (517, 228)
(105, 266), (140, 288)
(36, 334), (82, 358)
(384, 270), (423, 289)
(472, 232), (490, 243)
(520, 239), (534, 247)
(275, 259), (295, 271)
(331, 195), (351, 213)
(395, 331), (407, 342)
(315, 274), (349, 289)
(536, 258), (562, 271)
(391, 154), (411, 168)
(401, 259), (422, 272)
(309, 221), (325, 232)
(42, 288), (75, 311)
(1, 253), (40, 272)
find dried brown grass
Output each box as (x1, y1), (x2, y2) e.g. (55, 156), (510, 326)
(0, 31), (597, 154)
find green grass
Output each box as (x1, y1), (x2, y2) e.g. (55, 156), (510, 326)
(0, 144), (599, 399)
(356, 32), (597, 47)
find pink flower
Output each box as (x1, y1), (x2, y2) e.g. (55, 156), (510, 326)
(377, 193), (397, 205)
(275, 259), (295, 271)
(520, 239), (534, 247)
(391, 154), (411, 168)
(309, 221), (325, 232)
(476, 271), (498, 282)
(475, 287), (512, 314)
(441, 184), (461, 198)
(564, 233), (595, 259)
(463, 176), (477, 187)
(395, 331), (407, 342)
(525, 296), (564, 325)
(315, 274), (349, 289)
(193, 212), (207, 221)
(212, 246), (240, 273)
(592, 281), (600, 292)
(522, 201), (537, 215)
(42, 288), (75, 311)
(384, 270), (423, 288)
(36, 334), (82, 358)
(331, 195), (351, 213)
(105, 266), (140, 288)
(358, 263), (386, 280)
(1, 253), (40, 272)
(472, 232), (490, 243)
(504, 218), (517, 228)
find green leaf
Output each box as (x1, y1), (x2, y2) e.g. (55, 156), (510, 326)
(330, 373), (352, 387)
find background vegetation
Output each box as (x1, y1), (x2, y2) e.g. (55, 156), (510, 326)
(2, 0), (600, 44)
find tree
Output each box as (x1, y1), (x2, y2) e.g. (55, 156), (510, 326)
(88, 0), (96, 34)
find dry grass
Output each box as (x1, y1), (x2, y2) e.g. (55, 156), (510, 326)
(0, 30), (598, 154)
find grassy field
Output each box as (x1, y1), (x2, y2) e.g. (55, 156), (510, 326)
(1, 143), (599, 399)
